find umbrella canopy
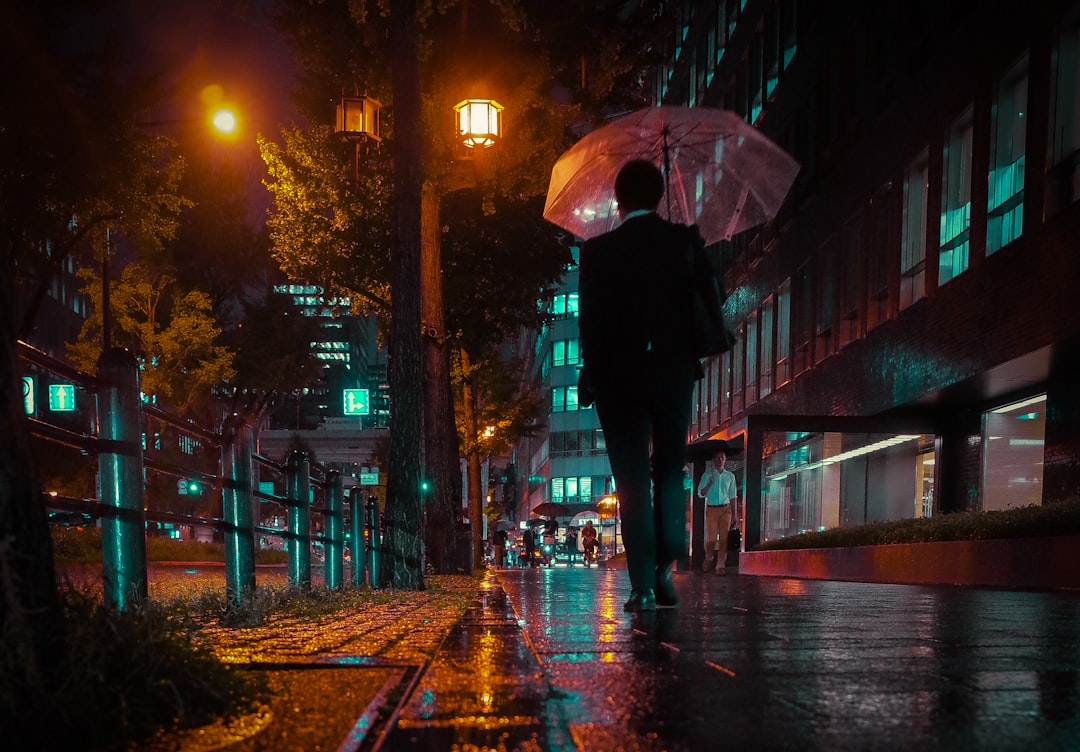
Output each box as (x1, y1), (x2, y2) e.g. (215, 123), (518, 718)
(688, 436), (743, 460)
(569, 511), (601, 527)
(492, 519), (516, 532)
(530, 501), (599, 519)
(543, 106), (800, 245)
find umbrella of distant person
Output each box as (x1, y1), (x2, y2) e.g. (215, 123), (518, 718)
(569, 510), (601, 527)
(687, 436), (743, 460)
(492, 519), (515, 533)
(543, 106), (800, 245)
(530, 501), (599, 519)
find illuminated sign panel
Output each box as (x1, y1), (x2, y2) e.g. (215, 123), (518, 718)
(22, 376), (34, 415)
(343, 388), (370, 415)
(48, 384), (76, 412)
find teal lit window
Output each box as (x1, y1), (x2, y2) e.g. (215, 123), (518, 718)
(551, 386), (580, 413)
(552, 338), (580, 367)
(987, 54), (1028, 255)
(550, 293), (579, 318)
(939, 106), (973, 285)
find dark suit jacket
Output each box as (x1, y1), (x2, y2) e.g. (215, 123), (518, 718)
(578, 212), (706, 400)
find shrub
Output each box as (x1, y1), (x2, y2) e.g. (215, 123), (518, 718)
(1, 587), (264, 751)
(753, 497), (1080, 551)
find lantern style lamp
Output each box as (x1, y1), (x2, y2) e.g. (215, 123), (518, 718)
(453, 98), (504, 148)
(335, 94), (382, 142)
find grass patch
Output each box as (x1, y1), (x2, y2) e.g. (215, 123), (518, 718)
(52, 526), (289, 565)
(6, 568), (481, 750)
(754, 497), (1080, 551)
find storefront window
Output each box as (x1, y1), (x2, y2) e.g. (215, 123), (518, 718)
(982, 394), (1046, 510)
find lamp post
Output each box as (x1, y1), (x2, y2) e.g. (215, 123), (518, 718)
(440, 98), (504, 571)
(335, 92), (382, 187)
(100, 106), (241, 352)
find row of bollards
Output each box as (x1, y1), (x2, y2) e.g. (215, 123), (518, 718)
(95, 346), (382, 612)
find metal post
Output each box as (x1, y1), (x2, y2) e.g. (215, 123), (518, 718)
(97, 347), (147, 610)
(286, 451), (312, 590)
(350, 488), (367, 587)
(743, 426), (764, 551)
(366, 492), (381, 587)
(325, 470), (344, 590)
(222, 420), (256, 606)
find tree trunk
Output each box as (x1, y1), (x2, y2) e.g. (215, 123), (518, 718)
(460, 347), (484, 569)
(1, 260), (67, 715)
(420, 182), (462, 573)
(384, 0), (425, 589)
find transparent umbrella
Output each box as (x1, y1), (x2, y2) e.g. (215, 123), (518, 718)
(543, 106), (800, 245)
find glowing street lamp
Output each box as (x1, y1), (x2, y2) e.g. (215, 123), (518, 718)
(335, 93), (382, 188)
(210, 107), (238, 135)
(335, 94), (382, 142)
(453, 98), (504, 148)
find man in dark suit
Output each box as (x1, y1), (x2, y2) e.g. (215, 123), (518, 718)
(578, 159), (705, 612)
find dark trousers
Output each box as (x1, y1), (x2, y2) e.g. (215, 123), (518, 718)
(594, 356), (697, 592)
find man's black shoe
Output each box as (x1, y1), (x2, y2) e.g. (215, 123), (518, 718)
(655, 564), (678, 608)
(623, 588), (656, 612)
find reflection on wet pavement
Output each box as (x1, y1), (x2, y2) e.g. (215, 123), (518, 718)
(388, 566), (1080, 751)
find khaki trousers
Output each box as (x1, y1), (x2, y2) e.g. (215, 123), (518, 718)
(704, 504), (732, 571)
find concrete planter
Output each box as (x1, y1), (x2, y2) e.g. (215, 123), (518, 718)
(739, 535), (1080, 591)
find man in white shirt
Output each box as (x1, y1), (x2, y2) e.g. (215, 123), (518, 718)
(696, 448), (739, 575)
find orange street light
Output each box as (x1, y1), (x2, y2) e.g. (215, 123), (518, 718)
(454, 98), (504, 148)
(211, 107), (238, 135)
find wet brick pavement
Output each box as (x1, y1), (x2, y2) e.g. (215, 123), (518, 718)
(381, 566), (1080, 751)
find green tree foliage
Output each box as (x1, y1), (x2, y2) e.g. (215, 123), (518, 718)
(264, 0), (672, 578)
(67, 262), (235, 418)
(259, 126), (393, 314)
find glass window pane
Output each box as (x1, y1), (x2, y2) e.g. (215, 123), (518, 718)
(939, 105), (973, 285)
(901, 148), (929, 308)
(987, 54), (1028, 255)
(982, 394), (1046, 511)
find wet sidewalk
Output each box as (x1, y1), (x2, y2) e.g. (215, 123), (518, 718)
(380, 567), (1080, 751)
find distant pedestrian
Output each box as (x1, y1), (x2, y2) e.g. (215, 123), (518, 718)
(697, 447), (739, 575)
(493, 527), (508, 568)
(564, 525), (579, 565)
(578, 159), (706, 612)
(581, 520), (598, 567)
(523, 527), (537, 567)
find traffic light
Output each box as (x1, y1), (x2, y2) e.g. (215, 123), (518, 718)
(177, 479), (204, 496)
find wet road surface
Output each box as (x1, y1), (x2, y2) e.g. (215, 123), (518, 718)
(383, 566), (1080, 751)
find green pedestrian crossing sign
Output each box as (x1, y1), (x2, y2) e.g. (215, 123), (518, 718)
(343, 388), (370, 416)
(48, 384), (76, 412)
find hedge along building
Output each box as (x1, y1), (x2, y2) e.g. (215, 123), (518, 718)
(655, 0), (1080, 560)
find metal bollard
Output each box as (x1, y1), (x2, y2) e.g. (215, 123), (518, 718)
(350, 488), (367, 587)
(222, 420), (256, 607)
(286, 451), (312, 590)
(325, 470), (344, 590)
(97, 347), (147, 611)
(366, 493), (381, 587)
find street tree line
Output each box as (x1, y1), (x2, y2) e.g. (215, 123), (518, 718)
(0, 0), (673, 717)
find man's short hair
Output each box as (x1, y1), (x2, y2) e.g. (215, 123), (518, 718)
(614, 159), (665, 212)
